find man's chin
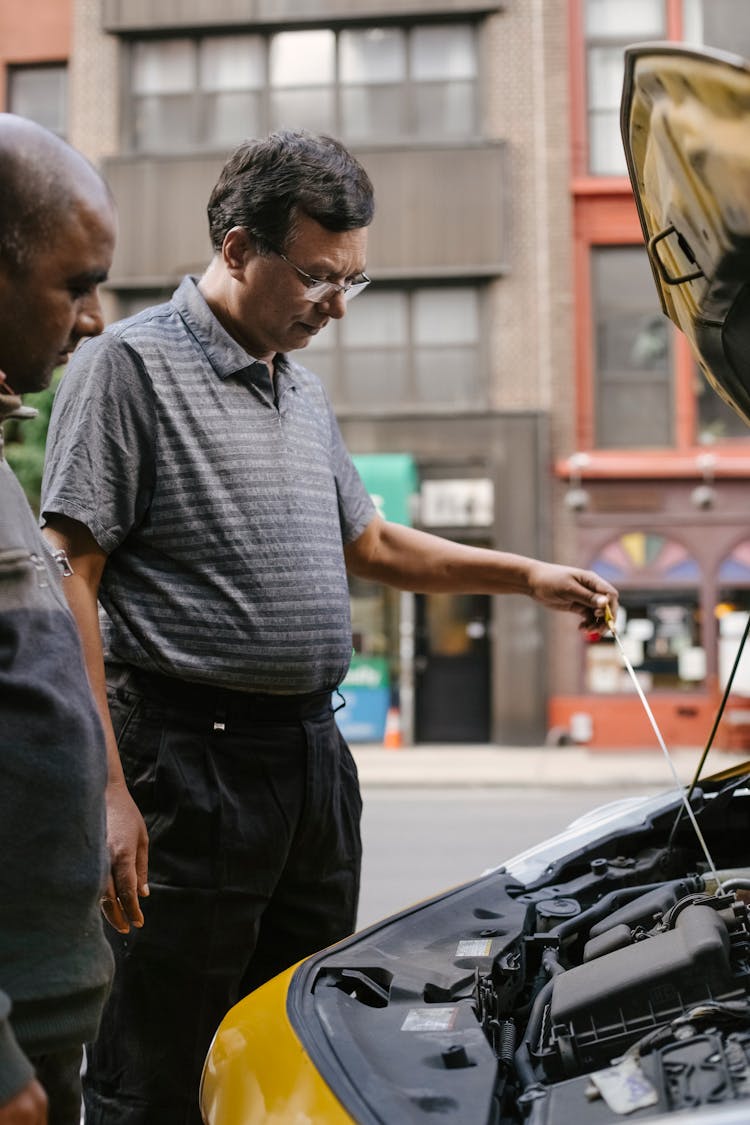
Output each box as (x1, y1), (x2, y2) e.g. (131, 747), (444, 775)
(12, 368), (57, 396)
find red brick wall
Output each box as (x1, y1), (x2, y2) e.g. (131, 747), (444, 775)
(0, 0), (71, 111)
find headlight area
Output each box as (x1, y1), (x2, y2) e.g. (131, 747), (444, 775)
(281, 781), (750, 1124)
(199, 964), (356, 1125)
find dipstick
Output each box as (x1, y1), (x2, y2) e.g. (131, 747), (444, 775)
(604, 605), (718, 879)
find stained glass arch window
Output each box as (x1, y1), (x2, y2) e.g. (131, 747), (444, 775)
(590, 532), (701, 585)
(719, 540), (750, 585)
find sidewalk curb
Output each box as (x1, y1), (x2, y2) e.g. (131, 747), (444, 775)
(351, 744), (750, 789)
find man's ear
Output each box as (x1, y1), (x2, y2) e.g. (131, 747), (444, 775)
(222, 226), (254, 277)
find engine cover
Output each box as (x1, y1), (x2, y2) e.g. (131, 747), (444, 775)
(547, 903), (750, 1076)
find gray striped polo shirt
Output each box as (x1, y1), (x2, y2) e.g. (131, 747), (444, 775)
(41, 276), (376, 694)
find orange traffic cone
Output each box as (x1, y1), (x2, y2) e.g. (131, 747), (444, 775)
(383, 706), (403, 750)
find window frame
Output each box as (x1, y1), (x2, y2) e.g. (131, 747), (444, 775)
(583, 1), (668, 177)
(301, 280), (490, 417)
(589, 243), (675, 449)
(568, 0), (750, 457)
(122, 19), (481, 155)
(6, 61), (68, 138)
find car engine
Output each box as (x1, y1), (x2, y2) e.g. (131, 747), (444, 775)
(291, 774), (750, 1123)
(480, 856), (750, 1121)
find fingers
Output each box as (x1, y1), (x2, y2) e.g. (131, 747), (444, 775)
(104, 784), (150, 932)
(136, 842), (150, 902)
(99, 885), (129, 934)
(100, 870), (142, 933)
(526, 560), (619, 637)
(100, 889), (144, 933)
(572, 571), (619, 622)
(565, 572), (618, 640)
(108, 855), (146, 932)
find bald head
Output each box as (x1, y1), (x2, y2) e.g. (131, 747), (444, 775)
(0, 115), (116, 394)
(0, 113), (112, 275)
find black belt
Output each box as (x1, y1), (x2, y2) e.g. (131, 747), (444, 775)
(116, 666), (333, 724)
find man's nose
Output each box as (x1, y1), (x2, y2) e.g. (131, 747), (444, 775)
(319, 288), (348, 319)
(75, 292), (105, 339)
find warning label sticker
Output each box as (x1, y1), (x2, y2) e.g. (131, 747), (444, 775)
(401, 1007), (458, 1032)
(456, 939), (493, 958)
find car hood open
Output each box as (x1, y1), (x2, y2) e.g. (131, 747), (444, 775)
(621, 42), (750, 427)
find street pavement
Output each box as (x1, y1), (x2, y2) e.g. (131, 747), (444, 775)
(351, 742), (750, 789)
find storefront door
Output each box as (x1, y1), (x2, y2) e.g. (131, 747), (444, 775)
(414, 592), (491, 742)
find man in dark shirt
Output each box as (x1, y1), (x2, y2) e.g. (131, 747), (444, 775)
(42, 129), (618, 1125)
(0, 114), (116, 1125)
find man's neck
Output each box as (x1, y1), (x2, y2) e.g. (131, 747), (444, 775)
(197, 262), (276, 369)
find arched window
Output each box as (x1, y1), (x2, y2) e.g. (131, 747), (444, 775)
(586, 533), (703, 693)
(590, 532), (701, 584)
(717, 540), (750, 696)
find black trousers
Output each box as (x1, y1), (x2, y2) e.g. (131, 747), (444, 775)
(83, 668), (362, 1125)
(29, 1046), (83, 1125)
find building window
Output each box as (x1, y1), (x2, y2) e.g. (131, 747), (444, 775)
(695, 364), (750, 444)
(592, 245), (673, 448)
(305, 284), (484, 412)
(684, 0), (750, 58)
(7, 63), (67, 138)
(586, 533), (704, 693)
(587, 591), (703, 692)
(337, 23), (477, 141)
(718, 541), (750, 694)
(584, 0), (666, 175)
(127, 23), (478, 153)
(132, 35), (266, 151)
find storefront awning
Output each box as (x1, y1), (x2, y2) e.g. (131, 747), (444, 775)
(353, 453), (418, 527)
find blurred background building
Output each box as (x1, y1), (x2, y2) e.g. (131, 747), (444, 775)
(4, 0), (750, 749)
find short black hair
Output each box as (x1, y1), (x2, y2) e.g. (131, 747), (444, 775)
(206, 129), (374, 254)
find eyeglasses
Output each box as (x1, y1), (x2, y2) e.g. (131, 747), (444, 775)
(272, 248), (370, 303)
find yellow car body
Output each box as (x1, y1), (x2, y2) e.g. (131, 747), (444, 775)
(200, 965), (354, 1125)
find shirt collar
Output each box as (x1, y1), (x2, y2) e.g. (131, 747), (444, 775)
(172, 276), (298, 401)
(172, 276), (256, 380)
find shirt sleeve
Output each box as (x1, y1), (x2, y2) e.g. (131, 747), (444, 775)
(325, 398), (377, 545)
(41, 333), (157, 554)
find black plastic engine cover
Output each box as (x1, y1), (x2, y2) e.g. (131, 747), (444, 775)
(549, 905), (741, 1073)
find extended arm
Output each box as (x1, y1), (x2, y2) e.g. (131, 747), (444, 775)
(42, 515), (149, 933)
(344, 516), (618, 634)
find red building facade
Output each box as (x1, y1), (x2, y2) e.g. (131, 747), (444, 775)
(551, 0), (750, 749)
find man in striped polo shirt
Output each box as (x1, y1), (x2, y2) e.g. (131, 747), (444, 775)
(41, 130), (618, 1125)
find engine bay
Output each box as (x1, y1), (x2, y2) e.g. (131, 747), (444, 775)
(487, 847), (750, 1121)
(290, 772), (750, 1123)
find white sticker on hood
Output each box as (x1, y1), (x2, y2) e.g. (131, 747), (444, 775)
(588, 1056), (659, 1114)
(401, 1007), (458, 1032)
(456, 939), (493, 958)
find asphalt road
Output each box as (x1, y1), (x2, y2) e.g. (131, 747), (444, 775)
(356, 784), (644, 929)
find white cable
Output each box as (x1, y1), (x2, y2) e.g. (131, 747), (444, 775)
(606, 613), (718, 880)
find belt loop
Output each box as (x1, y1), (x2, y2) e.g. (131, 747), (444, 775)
(213, 703), (227, 733)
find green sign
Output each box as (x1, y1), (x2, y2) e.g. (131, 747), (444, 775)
(353, 453), (418, 527)
(341, 655), (390, 689)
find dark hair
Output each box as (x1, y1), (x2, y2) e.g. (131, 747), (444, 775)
(206, 129), (374, 254)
